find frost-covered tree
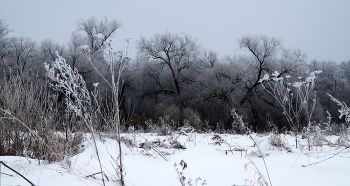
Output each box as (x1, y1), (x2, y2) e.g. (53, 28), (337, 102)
(0, 19), (12, 81)
(77, 17), (121, 55)
(38, 39), (65, 64)
(0, 19), (11, 58)
(67, 33), (85, 70)
(238, 35), (282, 106)
(137, 32), (200, 98)
(236, 35), (306, 130)
(70, 17), (123, 93)
(5, 37), (36, 79)
(193, 57), (243, 128)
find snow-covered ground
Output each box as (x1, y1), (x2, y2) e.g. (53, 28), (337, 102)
(1, 133), (349, 186)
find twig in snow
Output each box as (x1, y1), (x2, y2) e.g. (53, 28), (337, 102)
(0, 161), (36, 186)
(302, 147), (349, 167)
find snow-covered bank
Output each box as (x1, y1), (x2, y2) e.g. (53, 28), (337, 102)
(1, 133), (349, 186)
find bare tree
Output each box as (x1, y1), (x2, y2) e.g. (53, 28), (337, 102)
(238, 35), (281, 106)
(6, 37), (36, 79)
(67, 32), (85, 69)
(76, 17), (122, 55)
(0, 19), (12, 79)
(38, 39), (65, 63)
(32, 39), (66, 80)
(138, 32), (200, 98)
(236, 35), (306, 130)
(72, 17), (123, 91)
(0, 19), (11, 39)
(194, 57), (244, 128)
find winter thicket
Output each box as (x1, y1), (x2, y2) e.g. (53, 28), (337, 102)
(1, 17), (350, 141)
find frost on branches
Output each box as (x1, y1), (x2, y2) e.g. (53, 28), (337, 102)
(327, 94), (350, 123)
(258, 70), (322, 121)
(44, 52), (91, 118)
(259, 70), (322, 147)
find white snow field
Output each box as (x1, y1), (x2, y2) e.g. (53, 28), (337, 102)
(1, 133), (349, 186)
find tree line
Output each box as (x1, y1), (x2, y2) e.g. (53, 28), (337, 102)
(1, 17), (349, 133)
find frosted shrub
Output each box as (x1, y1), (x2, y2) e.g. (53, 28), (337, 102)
(158, 115), (173, 135)
(321, 111), (334, 134)
(231, 109), (249, 134)
(259, 70), (321, 147)
(328, 94), (350, 147)
(44, 52), (91, 123)
(327, 94), (350, 123)
(178, 120), (195, 135)
(144, 116), (174, 135)
(45, 52), (91, 166)
(163, 105), (181, 124)
(183, 107), (203, 130)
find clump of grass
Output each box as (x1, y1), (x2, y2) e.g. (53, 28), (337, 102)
(268, 133), (292, 152)
(310, 135), (329, 147)
(336, 134), (350, 148)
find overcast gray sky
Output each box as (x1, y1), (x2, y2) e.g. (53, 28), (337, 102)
(1, 0), (349, 62)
